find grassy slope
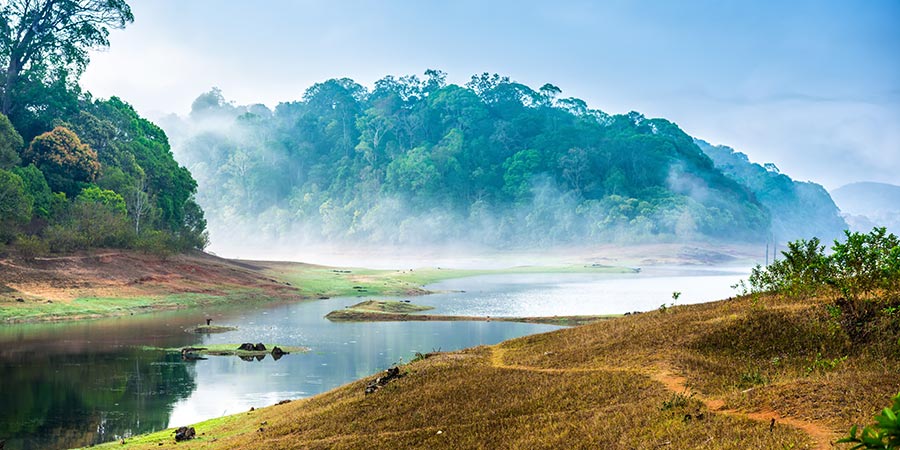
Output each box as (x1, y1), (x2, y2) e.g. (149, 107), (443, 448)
(96, 294), (899, 450)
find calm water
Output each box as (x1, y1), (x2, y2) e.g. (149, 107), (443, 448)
(0, 266), (746, 450)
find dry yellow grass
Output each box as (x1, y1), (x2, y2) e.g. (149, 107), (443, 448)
(98, 293), (900, 450)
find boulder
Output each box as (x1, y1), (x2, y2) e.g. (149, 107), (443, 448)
(174, 426), (195, 442)
(238, 343), (256, 351)
(253, 343), (266, 351)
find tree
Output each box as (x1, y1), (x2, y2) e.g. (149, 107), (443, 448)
(0, 168), (32, 240)
(0, 0), (133, 115)
(127, 174), (150, 234)
(0, 112), (23, 168)
(24, 126), (100, 196)
(76, 185), (125, 214)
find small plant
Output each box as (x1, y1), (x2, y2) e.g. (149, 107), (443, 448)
(661, 390), (694, 411)
(805, 353), (848, 375)
(837, 391), (900, 449)
(672, 291), (681, 302)
(658, 303), (668, 314)
(739, 367), (768, 387)
(731, 279), (749, 296)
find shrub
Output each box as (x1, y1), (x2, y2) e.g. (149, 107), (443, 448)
(43, 224), (87, 253)
(135, 230), (175, 258)
(838, 391), (900, 449)
(15, 234), (48, 259)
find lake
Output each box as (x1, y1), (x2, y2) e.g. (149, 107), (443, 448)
(0, 266), (746, 449)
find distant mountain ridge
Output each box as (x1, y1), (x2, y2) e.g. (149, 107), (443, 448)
(695, 140), (848, 243)
(831, 182), (900, 234)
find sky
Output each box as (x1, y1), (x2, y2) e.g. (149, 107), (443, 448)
(80, 0), (900, 190)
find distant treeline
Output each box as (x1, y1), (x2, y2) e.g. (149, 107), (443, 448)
(168, 71), (844, 247)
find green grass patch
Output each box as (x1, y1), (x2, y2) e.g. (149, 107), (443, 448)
(349, 300), (434, 313)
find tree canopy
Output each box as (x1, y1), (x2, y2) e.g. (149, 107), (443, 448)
(169, 72), (784, 247)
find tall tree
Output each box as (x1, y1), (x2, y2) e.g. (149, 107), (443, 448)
(0, 0), (133, 115)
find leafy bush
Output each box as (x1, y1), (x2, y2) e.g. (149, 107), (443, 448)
(135, 230), (175, 258)
(746, 228), (900, 351)
(15, 234), (49, 259)
(43, 224), (88, 252)
(838, 392), (900, 449)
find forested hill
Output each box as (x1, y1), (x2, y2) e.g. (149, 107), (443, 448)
(695, 140), (847, 243)
(168, 72), (798, 248)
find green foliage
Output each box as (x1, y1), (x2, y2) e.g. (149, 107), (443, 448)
(173, 71), (771, 246)
(838, 392), (900, 449)
(10, 164), (52, 218)
(24, 126), (100, 196)
(749, 228), (900, 349)
(750, 228), (900, 301)
(0, 168), (32, 241)
(14, 234), (49, 259)
(0, 0), (133, 119)
(76, 185), (126, 215)
(0, 112), (23, 168)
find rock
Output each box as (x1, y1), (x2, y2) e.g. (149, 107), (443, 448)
(238, 343), (256, 351)
(276, 399), (291, 405)
(174, 426), (196, 441)
(271, 346), (288, 357)
(15, 298), (24, 302)
(364, 366), (404, 394)
(253, 343), (266, 351)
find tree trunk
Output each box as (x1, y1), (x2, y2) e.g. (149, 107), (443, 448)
(2, 61), (20, 116)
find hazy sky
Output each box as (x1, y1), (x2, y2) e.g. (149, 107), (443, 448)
(80, 0), (900, 190)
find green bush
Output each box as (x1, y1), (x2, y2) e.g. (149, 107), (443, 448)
(43, 224), (88, 253)
(838, 391), (900, 449)
(135, 230), (175, 258)
(15, 234), (48, 259)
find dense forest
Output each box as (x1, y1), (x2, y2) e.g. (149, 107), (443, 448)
(167, 72), (830, 248)
(0, 0), (207, 254)
(695, 140), (847, 243)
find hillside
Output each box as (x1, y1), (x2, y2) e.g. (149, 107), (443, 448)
(97, 292), (899, 449)
(165, 74), (774, 250)
(695, 140), (847, 243)
(831, 182), (900, 234)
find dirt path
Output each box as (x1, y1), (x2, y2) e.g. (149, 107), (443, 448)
(490, 346), (836, 449)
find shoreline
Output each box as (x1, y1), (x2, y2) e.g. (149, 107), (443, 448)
(0, 249), (635, 324)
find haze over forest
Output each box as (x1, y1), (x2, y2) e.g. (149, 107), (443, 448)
(162, 77), (847, 255)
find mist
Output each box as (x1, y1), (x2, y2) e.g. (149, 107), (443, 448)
(153, 77), (853, 263)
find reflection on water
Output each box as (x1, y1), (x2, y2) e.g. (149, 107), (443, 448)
(0, 266), (746, 449)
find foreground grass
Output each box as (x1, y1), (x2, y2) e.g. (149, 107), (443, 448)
(96, 293), (898, 449)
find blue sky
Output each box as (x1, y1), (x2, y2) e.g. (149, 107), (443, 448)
(81, 0), (900, 189)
